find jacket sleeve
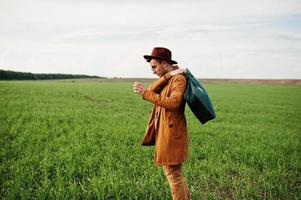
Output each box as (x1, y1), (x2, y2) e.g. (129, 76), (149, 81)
(147, 72), (173, 93)
(142, 75), (186, 111)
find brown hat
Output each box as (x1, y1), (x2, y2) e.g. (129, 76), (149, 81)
(143, 47), (177, 64)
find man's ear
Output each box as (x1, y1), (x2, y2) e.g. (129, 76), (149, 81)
(162, 60), (168, 68)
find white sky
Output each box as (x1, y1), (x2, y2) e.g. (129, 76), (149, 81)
(0, 0), (301, 79)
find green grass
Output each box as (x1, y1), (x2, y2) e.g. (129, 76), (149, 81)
(1, 80), (300, 199)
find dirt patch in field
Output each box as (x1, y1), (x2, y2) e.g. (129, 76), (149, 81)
(84, 95), (98, 102)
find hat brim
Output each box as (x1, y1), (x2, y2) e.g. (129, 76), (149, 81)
(143, 55), (177, 64)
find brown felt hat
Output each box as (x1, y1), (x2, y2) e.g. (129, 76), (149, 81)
(143, 47), (177, 64)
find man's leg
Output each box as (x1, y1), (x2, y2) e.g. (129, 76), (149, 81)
(162, 164), (191, 200)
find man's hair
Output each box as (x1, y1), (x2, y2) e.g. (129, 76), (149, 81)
(153, 58), (173, 66)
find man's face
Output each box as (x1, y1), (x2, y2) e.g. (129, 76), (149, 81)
(150, 59), (166, 77)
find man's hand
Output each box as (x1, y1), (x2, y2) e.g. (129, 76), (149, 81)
(170, 66), (186, 76)
(133, 82), (146, 96)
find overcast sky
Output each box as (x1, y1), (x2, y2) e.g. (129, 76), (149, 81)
(0, 0), (301, 79)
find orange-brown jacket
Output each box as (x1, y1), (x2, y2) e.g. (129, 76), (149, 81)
(141, 72), (188, 166)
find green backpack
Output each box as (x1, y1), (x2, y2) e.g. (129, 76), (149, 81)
(184, 68), (216, 124)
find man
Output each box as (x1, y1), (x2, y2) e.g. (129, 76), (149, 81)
(133, 47), (190, 200)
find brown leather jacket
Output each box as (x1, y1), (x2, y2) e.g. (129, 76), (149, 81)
(141, 72), (188, 166)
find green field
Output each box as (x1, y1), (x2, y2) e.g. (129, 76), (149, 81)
(1, 80), (300, 199)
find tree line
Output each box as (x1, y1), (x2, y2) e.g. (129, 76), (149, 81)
(0, 69), (104, 80)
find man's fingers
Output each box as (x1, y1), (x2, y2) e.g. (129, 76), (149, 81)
(133, 86), (143, 90)
(133, 85), (142, 89)
(133, 88), (141, 93)
(133, 82), (142, 86)
(133, 82), (145, 95)
(133, 83), (144, 90)
(133, 86), (143, 93)
(133, 89), (143, 95)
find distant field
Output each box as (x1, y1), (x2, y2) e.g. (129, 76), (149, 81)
(1, 79), (300, 199)
(51, 77), (301, 85)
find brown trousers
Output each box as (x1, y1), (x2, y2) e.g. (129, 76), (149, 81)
(162, 164), (191, 200)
